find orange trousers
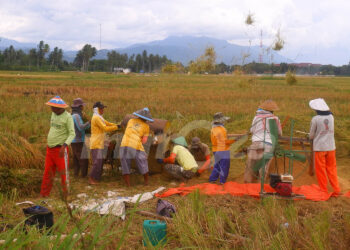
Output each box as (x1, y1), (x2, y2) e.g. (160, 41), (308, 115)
(40, 147), (69, 197)
(314, 150), (340, 193)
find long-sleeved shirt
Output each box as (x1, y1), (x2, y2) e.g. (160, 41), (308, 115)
(211, 125), (235, 152)
(250, 109), (282, 144)
(72, 113), (90, 143)
(90, 114), (118, 149)
(47, 111), (75, 148)
(164, 145), (198, 171)
(309, 114), (335, 151)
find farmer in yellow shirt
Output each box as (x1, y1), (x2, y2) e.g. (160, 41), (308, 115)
(89, 101), (119, 184)
(120, 108), (153, 186)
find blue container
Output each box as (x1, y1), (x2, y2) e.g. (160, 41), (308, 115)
(143, 220), (167, 246)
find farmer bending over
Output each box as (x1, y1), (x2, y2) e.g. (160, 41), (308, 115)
(119, 108), (153, 186)
(40, 96), (75, 198)
(89, 102), (119, 185)
(189, 137), (211, 174)
(157, 136), (198, 181)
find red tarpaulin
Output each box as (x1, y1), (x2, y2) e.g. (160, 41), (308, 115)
(155, 182), (346, 201)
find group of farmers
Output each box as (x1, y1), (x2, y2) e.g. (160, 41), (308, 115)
(40, 96), (341, 198)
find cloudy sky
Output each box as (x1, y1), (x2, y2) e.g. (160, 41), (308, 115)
(1, 0), (350, 65)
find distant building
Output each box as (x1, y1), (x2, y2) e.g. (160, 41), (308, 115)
(273, 63), (323, 67)
(113, 67), (131, 74)
(291, 63), (322, 67)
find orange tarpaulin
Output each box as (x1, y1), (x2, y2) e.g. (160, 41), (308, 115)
(155, 182), (343, 201)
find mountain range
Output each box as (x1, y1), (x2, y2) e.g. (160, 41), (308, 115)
(0, 36), (292, 65)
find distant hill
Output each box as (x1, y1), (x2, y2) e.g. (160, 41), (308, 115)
(1, 36), (292, 65)
(115, 36), (292, 65)
(0, 37), (36, 49)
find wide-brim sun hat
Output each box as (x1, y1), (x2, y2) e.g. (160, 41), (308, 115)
(309, 98), (330, 111)
(71, 98), (86, 108)
(46, 96), (68, 108)
(213, 112), (230, 123)
(172, 136), (188, 148)
(259, 100), (279, 112)
(133, 107), (154, 122)
(191, 137), (201, 149)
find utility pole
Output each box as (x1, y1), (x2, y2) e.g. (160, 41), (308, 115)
(99, 24), (102, 50)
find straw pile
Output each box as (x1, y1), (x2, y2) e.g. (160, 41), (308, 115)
(0, 132), (44, 169)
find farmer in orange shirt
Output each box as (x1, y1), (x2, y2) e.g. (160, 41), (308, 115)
(309, 98), (341, 195)
(209, 112), (235, 184)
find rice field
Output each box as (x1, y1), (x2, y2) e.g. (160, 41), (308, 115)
(1, 71), (350, 249)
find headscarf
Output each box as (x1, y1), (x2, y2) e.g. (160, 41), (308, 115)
(316, 110), (333, 116)
(93, 107), (106, 124)
(212, 122), (224, 127)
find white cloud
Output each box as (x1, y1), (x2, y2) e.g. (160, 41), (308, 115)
(0, 0), (349, 64)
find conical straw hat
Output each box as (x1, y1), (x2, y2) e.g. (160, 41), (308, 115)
(46, 96), (68, 108)
(259, 100), (279, 111)
(172, 136), (188, 147)
(309, 98), (330, 111)
(133, 107), (154, 122)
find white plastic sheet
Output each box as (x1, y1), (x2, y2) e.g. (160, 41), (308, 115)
(72, 187), (165, 220)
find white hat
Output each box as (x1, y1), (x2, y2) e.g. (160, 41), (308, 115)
(309, 98), (330, 111)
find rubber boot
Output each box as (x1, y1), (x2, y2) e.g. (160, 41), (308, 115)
(123, 174), (131, 187)
(143, 173), (149, 186)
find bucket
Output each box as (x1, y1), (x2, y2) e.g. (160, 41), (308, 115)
(143, 220), (167, 246)
(23, 205), (54, 230)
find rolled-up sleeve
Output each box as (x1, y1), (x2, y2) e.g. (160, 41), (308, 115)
(73, 114), (90, 132)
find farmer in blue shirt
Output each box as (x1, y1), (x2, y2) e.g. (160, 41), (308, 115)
(71, 98), (90, 177)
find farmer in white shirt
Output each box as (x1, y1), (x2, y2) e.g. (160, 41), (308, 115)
(244, 100), (282, 183)
(309, 98), (341, 195)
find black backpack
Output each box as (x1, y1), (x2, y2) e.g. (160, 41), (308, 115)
(23, 206), (54, 230)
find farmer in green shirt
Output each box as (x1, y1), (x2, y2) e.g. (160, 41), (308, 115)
(40, 96), (75, 197)
(157, 136), (198, 180)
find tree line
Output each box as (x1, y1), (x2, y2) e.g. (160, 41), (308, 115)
(1, 40), (350, 75)
(0, 41), (172, 72)
(88, 49), (172, 72)
(236, 62), (350, 76)
(0, 41), (64, 71)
